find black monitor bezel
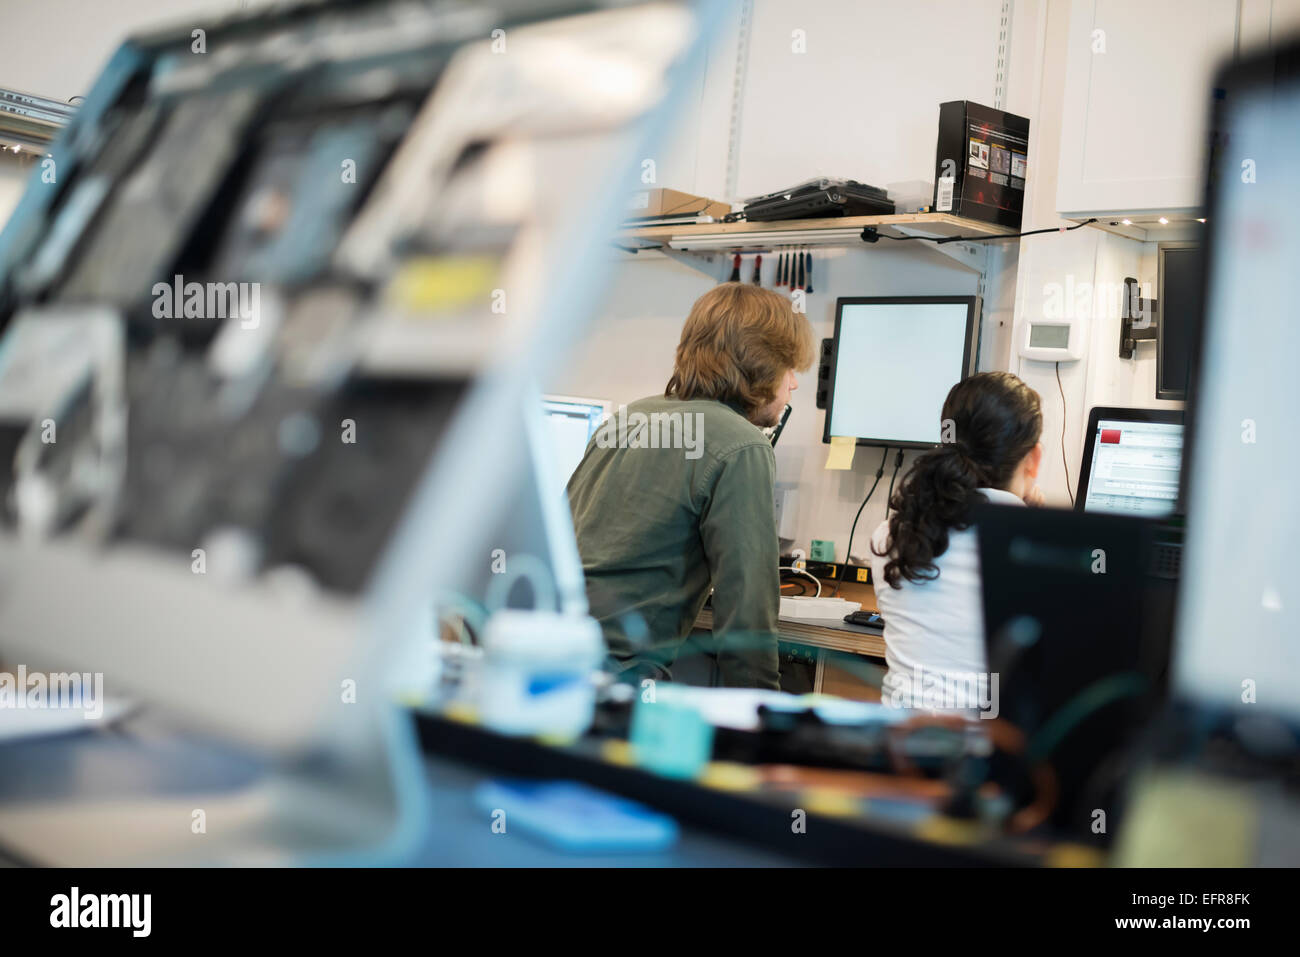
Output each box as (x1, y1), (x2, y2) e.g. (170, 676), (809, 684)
(822, 295), (978, 450)
(1074, 405), (1185, 513)
(1156, 241), (1200, 401)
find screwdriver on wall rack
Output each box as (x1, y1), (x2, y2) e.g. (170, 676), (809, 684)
(751, 252), (763, 285)
(728, 253), (741, 282)
(805, 248), (814, 294)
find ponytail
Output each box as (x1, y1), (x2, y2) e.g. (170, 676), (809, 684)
(874, 372), (1042, 588)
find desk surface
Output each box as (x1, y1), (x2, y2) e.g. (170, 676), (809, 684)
(696, 608), (886, 660)
(0, 714), (801, 867)
(698, 578), (886, 660)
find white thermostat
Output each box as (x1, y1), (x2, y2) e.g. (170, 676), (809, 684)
(1019, 316), (1087, 362)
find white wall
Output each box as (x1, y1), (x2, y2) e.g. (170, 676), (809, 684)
(0, 0), (262, 103)
(0, 1), (263, 228)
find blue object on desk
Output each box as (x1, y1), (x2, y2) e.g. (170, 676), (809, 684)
(473, 779), (680, 853)
(629, 695), (714, 779)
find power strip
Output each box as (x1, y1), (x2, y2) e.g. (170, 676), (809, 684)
(781, 557), (873, 585)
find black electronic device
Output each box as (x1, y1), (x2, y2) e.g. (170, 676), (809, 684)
(933, 100), (1029, 228)
(843, 610), (884, 629)
(743, 178), (894, 222)
(815, 336), (834, 409)
(765, 403), (792, 447)
(1155, 243), (1201, 400)
(974, 503), (1176, 838)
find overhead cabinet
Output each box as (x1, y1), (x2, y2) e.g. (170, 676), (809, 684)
(1055, 0), (1238, 219)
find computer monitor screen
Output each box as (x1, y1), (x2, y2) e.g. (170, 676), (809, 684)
(1076, 408), (1183, 516)
(824, 297), (977, 448)
(1172, 49), (1300, 723)
(542, 395), (608, 489)
(1156, 244), (1201, 400)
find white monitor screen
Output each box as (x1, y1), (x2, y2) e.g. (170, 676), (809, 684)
(1174, 72), (1300, 722)
(826, 299), (974, 446)
(1081, 418), (1183, 516)
(542, 396), (608, 490)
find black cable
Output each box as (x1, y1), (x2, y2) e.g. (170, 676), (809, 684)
(879, 217), (1098, 245)
(884, 448), (904, 519)
(1056, 361), (1074, 506)
(833, 446), (890, 597)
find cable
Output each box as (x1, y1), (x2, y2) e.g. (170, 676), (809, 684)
(884, 448), (904, 519)
(879, 217), (1098, 245)
(833, 446), (890, 597)
(779, 566), (822, 597)
(1056, 361), (1074, 506)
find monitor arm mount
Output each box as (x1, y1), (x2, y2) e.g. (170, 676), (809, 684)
(1120, 276), (1158, 359)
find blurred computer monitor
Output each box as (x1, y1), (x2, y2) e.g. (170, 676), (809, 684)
(542, 394), (609, 490)
(1172, 42), (1300, 726)
(975, 503), (1174, 836)
(1075, 407), (1184, 516)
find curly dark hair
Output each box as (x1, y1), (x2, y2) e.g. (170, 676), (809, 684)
(874, 372), (1042, 588)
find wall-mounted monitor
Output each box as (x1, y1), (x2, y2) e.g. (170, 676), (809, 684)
(1156, 242), (1201, 401)
(823, 296), (978, 449)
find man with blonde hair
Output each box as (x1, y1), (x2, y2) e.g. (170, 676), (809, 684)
(567, 282), (816, 689)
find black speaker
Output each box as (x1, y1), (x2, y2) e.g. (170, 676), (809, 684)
(815, 337), (834, 409)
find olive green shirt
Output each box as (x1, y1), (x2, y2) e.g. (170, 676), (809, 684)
(566, 395), (781, 689)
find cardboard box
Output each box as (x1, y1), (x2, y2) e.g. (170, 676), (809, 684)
(932, 100), (1030, 228)
(627, 187), (730, 221)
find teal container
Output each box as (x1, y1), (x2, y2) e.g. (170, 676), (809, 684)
(810, 539), (835, 563)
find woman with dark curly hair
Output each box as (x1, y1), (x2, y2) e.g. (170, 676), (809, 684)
(868, 372), (1044, 708)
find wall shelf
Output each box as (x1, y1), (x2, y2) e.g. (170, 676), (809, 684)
(614, 212), (1015, 252)
(0, 87), (75, 154)
(613, 212), (1015, 277)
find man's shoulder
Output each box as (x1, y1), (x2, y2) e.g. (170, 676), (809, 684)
(624, 396), (770, 459)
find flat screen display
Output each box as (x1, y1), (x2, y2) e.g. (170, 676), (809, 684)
(1173, 57), (1300, 722)
(542, 396), (608, 490)
(824, 297), (976, 447)
(1080, 417), (1183, 516)
(1157, 244), (1201, 400)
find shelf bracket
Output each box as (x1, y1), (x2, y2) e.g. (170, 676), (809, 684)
(890, 226), (990, 275)
(613, 243), (721, 279)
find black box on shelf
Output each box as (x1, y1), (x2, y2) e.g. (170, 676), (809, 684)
(932, 100), (1030, 229)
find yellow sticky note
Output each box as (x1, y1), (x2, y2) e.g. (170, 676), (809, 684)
(825, 435), (856, 470)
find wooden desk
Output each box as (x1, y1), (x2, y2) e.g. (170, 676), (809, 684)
(695, 578), (886, 698)
(693, 607), (885, 661)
